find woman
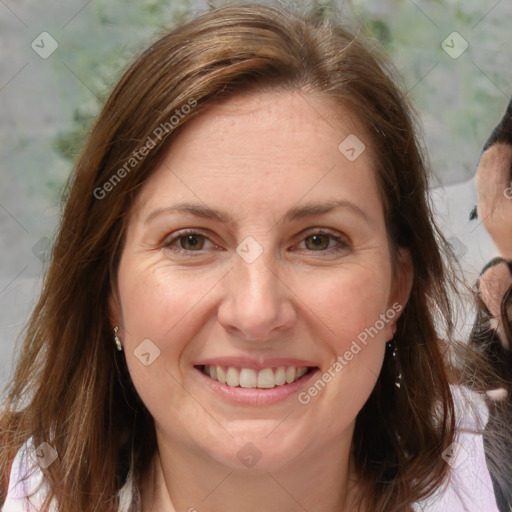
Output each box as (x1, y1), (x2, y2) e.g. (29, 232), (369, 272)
(0, 3), (503, 511)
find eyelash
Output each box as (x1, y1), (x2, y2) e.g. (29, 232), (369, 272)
(162, 229), (350, 256)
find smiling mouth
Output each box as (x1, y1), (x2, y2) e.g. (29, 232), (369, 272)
(196, 365), (318, 389)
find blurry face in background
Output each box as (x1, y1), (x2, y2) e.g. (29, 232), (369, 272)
(110, 89), (412, 473)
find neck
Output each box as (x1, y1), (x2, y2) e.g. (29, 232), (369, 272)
(141, 429), (364, 512)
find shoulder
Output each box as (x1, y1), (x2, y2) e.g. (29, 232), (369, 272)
(2, 438), (57, 512)
(2, 439), (139, 512)
(414, 385), (500, 512)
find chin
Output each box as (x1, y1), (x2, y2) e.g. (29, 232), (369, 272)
(199, 424), (310, 473)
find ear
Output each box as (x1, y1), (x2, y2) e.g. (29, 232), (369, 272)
(385, 247), (414, 340)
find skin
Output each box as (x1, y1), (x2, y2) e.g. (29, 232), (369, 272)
(476, 142), (512, 259)
(478, 261), (511, 353)
(476, 142), (512, 365)
(109, 89), (413, 512)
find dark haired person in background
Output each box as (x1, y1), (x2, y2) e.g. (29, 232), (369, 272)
(472, 97), (512, 512)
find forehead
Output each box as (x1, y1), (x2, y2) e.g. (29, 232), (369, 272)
(178, 89), (373, 161)
(130, 89), (381, 224)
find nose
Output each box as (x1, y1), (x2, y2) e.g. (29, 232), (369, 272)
(217, 249), (296, 343)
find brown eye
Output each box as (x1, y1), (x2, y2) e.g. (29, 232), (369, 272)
(299, 231), (350, 254)
(304, 234), (331, 251)
(163, 230), (213, 254)
(179, 233), (206, 251)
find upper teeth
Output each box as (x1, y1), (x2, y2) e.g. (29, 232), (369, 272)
(203, 365), (310, 388)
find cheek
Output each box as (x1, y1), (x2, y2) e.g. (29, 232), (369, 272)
(312, 263), (393, 346)
(115, 260), (206, 398)
(118, 261), (213, 350)
(301, 269), (391, 417)
(117, 264), (213, 431)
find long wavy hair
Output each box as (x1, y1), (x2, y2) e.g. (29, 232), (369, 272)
(0, 2), (503, 511)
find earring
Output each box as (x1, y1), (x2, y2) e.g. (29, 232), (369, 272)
(113, 326), (123, 351)
(387, 335), (401, 389)
(391, 339), (401, 389)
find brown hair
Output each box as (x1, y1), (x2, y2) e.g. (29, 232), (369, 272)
(0, 2), (500, 511)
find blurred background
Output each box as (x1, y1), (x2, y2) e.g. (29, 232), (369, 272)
(1, 0), (511, 389)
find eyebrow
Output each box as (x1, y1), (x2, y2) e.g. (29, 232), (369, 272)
(144, 199), (369, 225)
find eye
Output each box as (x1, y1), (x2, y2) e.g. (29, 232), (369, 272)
(297, 230), (350, 254)
(162, 230), (216, 254)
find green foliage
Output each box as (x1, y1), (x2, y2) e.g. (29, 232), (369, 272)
(52, 107), (95, 162)
(52, 0), (192, 163)
(50, 0), (511, 185)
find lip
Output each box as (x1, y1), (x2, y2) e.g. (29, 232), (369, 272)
(193, 365), (321, 406)
(193, 357), (319, 371)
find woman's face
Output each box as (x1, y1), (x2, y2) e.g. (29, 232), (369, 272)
(111, 89), (412, 473)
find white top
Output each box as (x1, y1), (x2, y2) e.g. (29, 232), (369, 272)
(2, 435), (57, 512)
(2, 386), (500, 512)
(412, 386), (501, 512)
